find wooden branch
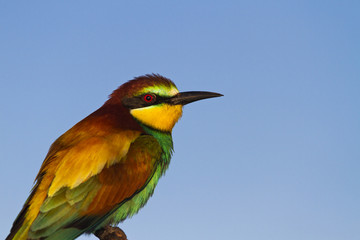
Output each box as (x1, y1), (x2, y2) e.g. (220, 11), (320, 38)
(94, 225), (128, 240)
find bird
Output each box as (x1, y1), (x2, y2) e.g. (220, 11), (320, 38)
(6, 74), (222, 240)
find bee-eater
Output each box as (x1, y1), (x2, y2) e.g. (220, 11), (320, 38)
(7, 74), (222, 240)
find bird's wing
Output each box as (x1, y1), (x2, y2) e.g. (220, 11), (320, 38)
(44, 130), (142, 196)
(8, 131), (162, 240)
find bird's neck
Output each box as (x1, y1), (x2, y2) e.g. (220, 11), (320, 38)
(139, 124), (174, 173)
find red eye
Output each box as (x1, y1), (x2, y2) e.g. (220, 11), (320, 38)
(143, 94), (155, 103)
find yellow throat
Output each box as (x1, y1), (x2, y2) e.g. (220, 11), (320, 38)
(130, 104), (183, 132)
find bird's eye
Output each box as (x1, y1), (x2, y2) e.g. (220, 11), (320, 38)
(143, 94), (155, 103)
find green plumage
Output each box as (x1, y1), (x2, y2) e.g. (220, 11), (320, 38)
(6, 74), (222, 240)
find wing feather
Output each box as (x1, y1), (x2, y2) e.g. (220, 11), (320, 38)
(48, 131), (140, 196)
(25, 134), (162, 239)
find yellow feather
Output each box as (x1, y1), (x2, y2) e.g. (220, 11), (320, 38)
(130, 104), (183, 132)
(48, 131), (140, 196)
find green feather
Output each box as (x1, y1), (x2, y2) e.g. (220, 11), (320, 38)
(40, 188), (67, 212)
(29, 177), (100, 239)
(102, 125), (174, 226)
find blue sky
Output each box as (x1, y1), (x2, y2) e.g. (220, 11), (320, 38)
(1, 1), (359, 239)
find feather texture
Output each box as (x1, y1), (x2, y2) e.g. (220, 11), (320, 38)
(6, 74), (219, 240)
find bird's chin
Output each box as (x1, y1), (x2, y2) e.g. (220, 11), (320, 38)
(130, 104), (183, 132)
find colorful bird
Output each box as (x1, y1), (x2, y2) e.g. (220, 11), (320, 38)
(7, 74), (222, 240)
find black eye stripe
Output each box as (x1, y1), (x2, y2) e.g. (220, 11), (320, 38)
(122, 94), (171, 109)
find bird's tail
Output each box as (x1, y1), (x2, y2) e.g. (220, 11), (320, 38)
(6, 195), (33, 240)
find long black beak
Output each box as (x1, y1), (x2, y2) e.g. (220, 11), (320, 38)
(169, 91), (223, 105)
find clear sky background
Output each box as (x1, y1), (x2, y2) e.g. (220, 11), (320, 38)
(1, 1), (359, 240)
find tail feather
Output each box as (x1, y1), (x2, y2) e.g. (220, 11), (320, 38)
(6, 198), (33, 240)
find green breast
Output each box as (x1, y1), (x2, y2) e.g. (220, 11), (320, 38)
(106, 125), (174, 225)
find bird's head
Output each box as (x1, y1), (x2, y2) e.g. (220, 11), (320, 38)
(107, 74), (222, 132)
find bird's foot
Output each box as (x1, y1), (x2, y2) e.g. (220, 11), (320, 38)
(94, 225), (127, 240)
